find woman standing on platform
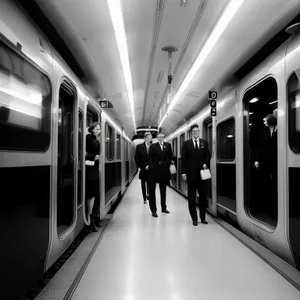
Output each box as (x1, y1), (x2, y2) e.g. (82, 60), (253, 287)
(86, 122), (101, 232)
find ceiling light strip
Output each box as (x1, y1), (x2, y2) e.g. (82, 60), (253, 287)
(159, 0), (244, 128)
(107, 0), (136, 130)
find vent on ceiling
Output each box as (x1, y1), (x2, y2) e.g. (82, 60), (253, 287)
(186, 90), (201, 98)
(111, 93), (123, 101)
(180, 0), (188, 8)
(157, 71), (164, 83)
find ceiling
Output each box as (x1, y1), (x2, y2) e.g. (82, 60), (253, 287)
(33, 0), (300, 138)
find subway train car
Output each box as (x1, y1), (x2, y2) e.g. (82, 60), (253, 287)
(167, 24), (300, 272)
(0, 0), (136, 299)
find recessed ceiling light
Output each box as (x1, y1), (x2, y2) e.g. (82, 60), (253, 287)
(250, 97), (259, 103)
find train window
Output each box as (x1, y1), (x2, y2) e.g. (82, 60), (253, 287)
(187, 129), (192, 139)
(105, 123), (115, 161)
(288, 72), (300, 153)
(203, 118), (213, 155)
(116, 133), (121, 159)
(217, 118), (235, 161)
(179, 133), (185, 155)
(0, 41), (51, 151)
(172, 137), (178, 157)
(78, 110), (83, 206)
(57, 81), (76, 237)
(86, 106), (98, 127)
(243, 77), (278, 227)
(203, 118), (213, 202)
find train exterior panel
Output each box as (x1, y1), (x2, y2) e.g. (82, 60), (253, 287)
(0, 0), (136, 299)
(167, 30), (300, 272)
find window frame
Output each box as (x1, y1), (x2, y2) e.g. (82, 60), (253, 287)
(216, 117), (235, 162)
(0, 39), (52, 152)
(287, 71), (300, 154)
(105, 122), (115, 161)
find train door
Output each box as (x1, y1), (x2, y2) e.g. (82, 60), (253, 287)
(125, 140), (129, 184)
(216, 117), (236, 214)
(84, 105), (100, 223)
(203, 118), (213, 209)
(286, 67), (300, 270)
(171, 137), (178, 188)
(243, 77), (278, 228)
(57, 81), (77, 237)
(178, 133), (185, 192)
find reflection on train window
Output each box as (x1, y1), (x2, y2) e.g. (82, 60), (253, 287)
(0, 41), (51, 151)
(179, 133), (185, 155)
(243, 76), (278, 228)
(116, 133), (121, 159)
(86, 106), (98, 128)
(216, 117), (236, 212)
(187, 129), (192, 139)
(105, 123), (114, 161)
(288, 72), (300, 153)
(172, 137), (178, 157)
(217, 118), (235, 161)
(203, 118), (213, 155)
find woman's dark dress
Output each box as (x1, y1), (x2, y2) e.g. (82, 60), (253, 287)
(86, 134), (100, 198)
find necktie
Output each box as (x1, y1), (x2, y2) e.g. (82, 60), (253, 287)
(146, 144), (149, 154)
(195, 140), (199, 150)
(160, 142), (163, 151)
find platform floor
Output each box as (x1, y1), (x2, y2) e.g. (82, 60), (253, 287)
(70, 176), (300, 300)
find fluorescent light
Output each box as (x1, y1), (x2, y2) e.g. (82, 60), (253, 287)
(227, 134), (234, 138)
(136, 128), (159, 132)
(250, 97), (259, 103)
(269, 100), (278, 105)
(249, 123), (252, 126)
(107, 0), (136, 131)
(159, 0), (245, 128)
(249, 112), (254, 115)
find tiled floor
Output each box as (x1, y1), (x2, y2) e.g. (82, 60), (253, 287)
(71, 177), (300, 300)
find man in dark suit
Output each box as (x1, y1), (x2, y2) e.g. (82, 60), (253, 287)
(134, 132), (152, 204)
(148, 132), (173, 217)
(181, 124), (211, 226)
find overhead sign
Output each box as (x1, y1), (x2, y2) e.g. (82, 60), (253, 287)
(211, 108), (217, 117)
(99, 100), (114, 108)
(208, 90), (217, 100)
(100, 101), (109, 108)
(209, 91), (217, 116)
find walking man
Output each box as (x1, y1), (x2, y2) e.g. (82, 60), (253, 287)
(181, 124), (211, 226)
(134, 132), (152, 203)
(148, 132), (173, 217)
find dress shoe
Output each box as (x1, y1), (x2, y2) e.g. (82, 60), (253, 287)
(92, 216), (101, 227)
(152, 212), (158, 218)
(90, 221), (97, 232)
(201, 220), (208, 224)
(193, 221), (198, 226)
(162, 209), (170, 213)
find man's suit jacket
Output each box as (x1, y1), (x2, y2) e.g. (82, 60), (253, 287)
(181, 138), (210, 181)
(256, 128), (277, 173)
(148, 142), (173, 182)
(134, 142), (150, 180)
